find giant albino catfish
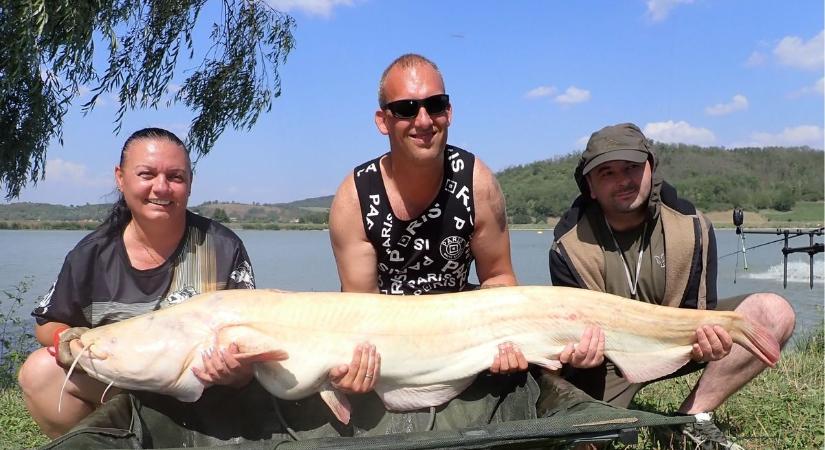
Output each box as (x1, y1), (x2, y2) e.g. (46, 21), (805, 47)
(63, 286), (779, 423)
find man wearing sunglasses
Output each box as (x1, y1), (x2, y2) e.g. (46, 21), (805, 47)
(327, 51), (604, 403)
(330, 53), (518, 297)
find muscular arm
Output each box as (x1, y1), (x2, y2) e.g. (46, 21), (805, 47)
(328, 175), (384, 390)
(329, 174), (380, 293)
(470, 159), (517, 288)
(470, 160), (524, 372)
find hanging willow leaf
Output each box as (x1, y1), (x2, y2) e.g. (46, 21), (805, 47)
(0, 0), (295, 199)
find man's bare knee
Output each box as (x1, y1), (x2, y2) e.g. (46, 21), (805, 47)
(736, 293), (796, 344)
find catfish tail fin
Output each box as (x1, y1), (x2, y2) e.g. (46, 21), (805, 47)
(732, 318), (780, 367)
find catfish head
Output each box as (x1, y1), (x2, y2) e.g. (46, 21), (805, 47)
(64, 312), (213, 402)
(62, 309), (291, 403)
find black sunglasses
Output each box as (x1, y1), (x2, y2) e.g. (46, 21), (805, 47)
(382, 94), (450, 119)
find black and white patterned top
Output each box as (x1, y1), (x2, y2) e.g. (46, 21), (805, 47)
(33, 211), (255, 327)
(353, 145), (476, 295)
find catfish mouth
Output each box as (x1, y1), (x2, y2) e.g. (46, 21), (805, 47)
(72, 337), (109, 359)
(59, 338), (117, 412)
(66, 336), (111, 375)
(54, 327), (89, 368)
(68, 338), (86, 360)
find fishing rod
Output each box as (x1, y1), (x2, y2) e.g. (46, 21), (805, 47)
(727, 208), (823, 289)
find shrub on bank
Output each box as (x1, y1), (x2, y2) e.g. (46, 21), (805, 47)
(0, 279), (38, 388)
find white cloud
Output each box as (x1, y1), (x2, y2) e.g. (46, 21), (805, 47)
(705, 94), (749, 116)
(773, 30), (824, 71)
(575, 135), (590, 150)
(266, 0), (354, 18)
(744, 125), (824, 149)
(525, 85), (557, 99)
(554, 86), (591, 105)
(645, 0), (694, 22)
(643, 121), (716, 145)
(788, 77), (825, 98)
(44, 159), (111, 188)
(15, 160), (113, 204)
(745, 51), (766, 67)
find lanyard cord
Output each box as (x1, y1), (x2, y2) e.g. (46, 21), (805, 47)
(604, 218), (648, 298)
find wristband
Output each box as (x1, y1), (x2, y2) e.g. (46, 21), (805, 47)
(47, 326), (70, 358)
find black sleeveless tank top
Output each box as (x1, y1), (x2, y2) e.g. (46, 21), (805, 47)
(353, 145), (476, 295)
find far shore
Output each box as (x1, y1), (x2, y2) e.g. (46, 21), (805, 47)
(1, 218), (822, 232)
(2, 204), (822, 232)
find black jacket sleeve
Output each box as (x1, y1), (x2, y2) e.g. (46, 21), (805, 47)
(705, 222), (718, 309)
(549, 243), (584, 288)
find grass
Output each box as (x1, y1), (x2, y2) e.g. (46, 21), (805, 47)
(703, 203), (823, 229)
(0, 388), (48, 448)
(625, 326), (825, 450)
(761, 201), (825, 225)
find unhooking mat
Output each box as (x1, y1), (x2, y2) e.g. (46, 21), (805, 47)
(40, 371), (693, 449)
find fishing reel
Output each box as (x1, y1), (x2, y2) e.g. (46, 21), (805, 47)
(732, 208), (744, 235)
(731, 208), (749, 276)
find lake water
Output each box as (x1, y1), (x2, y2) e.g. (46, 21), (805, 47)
(1, 229), (822, 343)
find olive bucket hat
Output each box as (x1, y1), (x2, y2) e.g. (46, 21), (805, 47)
(580, 123), (653, 175)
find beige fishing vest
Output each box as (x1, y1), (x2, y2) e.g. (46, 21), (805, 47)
(556, 204), (711, 309)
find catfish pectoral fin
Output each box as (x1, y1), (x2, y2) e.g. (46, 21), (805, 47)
(319, 384), (352, 424)
(605, 346), (693, 384)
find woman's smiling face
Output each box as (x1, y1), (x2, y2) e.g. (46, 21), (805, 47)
(115, 137), (191, 224)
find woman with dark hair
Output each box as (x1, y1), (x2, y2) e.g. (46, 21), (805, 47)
(17, 128), (257, 438)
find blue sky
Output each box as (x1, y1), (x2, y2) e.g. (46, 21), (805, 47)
(12, 0), (824, 206)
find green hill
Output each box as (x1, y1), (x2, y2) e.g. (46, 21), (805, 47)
(282, 195), (335, 208)
(190, 200), (329, 225)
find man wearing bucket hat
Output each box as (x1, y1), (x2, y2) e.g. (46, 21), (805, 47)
(549, 123), (796, 449)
